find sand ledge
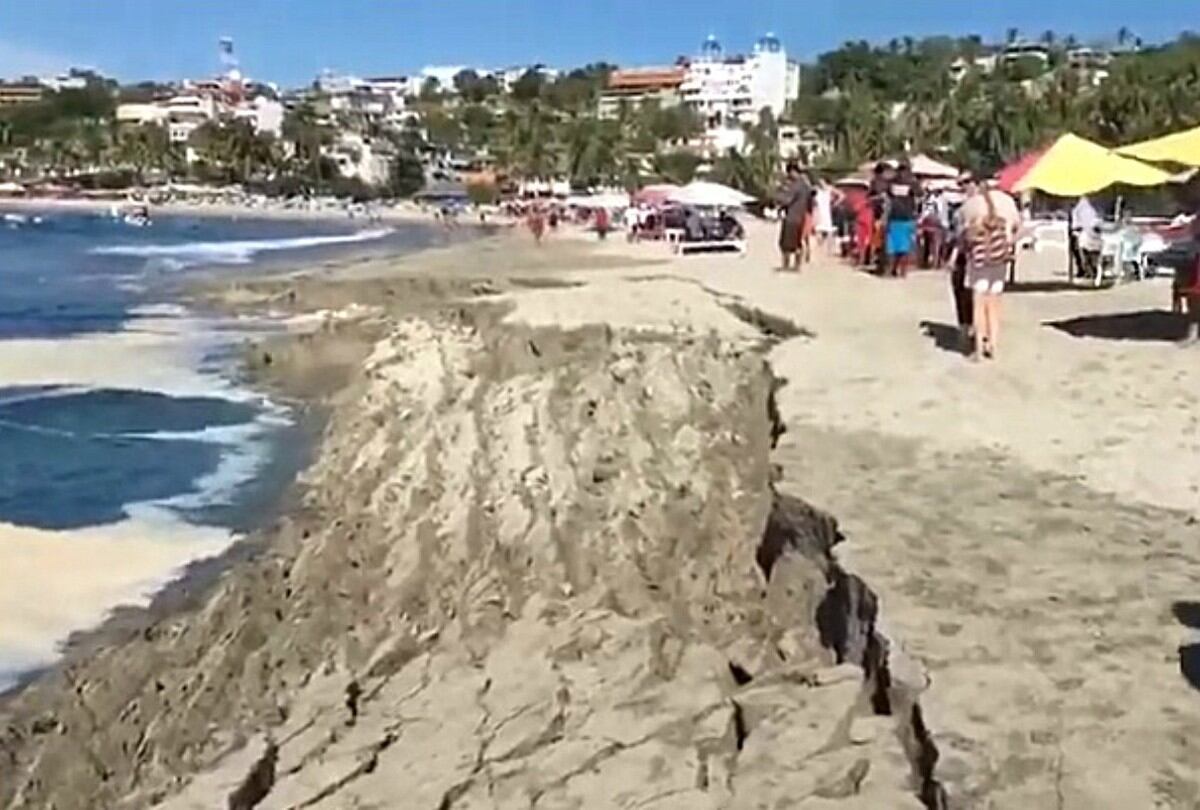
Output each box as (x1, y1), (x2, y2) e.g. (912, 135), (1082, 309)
(0, 232), (944, 809)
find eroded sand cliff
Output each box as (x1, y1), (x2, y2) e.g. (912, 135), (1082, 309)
(0, 267), (942, 809)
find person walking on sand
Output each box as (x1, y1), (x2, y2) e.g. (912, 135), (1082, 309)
(947, 174), (978, 351)
(775, 162), (812, 272)
(527, 204), (547, 245)
(813, 178), (838, 254)
(594, 206), (611, 241)
(960, 181), (1020, 360)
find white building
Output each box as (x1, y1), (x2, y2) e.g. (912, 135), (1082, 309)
(161, 95), (217, 143)
(324, 131), (391, 185)
(38, 72), (88, 92)
(680, 34), (800, 129)
(115, 102), (169, 126)
(497, 64), (560, 93)
(116, 85), (283, 145)
(315, 72), (417, 130)
(778, 124), (834, 161)
(1066, 48), (1113, 86)
(232, 95), (285, 137)
(419, 65), (469, 93)
(948, 54), (999, 82)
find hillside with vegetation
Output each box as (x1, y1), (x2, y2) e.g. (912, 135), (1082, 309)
(793, 29), (1200, 173)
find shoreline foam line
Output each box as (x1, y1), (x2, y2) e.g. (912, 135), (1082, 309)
(0, 514), (233, 694)
(89, 228), (394, 267)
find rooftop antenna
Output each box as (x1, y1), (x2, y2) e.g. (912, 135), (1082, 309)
(218, 36), (244, 102)
(218, 37), (239, 76)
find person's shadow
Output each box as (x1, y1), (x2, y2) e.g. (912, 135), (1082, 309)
(1047, 310), (1188, 342)
(919, 320), (967, 356)
(1172, 601), (1200, 691)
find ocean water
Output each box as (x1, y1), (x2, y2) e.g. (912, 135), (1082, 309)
(0, 208), (453, 691)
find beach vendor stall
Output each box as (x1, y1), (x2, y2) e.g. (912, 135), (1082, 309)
(998, 134), (1171, 285)
(666, 181), (754, 255)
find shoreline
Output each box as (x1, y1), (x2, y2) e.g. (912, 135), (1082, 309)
(0, 219), (489, 697)
(0, 193), (452, 225)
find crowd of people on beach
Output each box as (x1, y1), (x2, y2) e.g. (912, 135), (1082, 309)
(776, 159), (1022, 360)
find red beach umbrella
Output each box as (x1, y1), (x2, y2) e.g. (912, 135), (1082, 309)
(995, 145), (1051, 192)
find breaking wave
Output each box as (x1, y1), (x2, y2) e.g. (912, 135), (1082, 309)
(90, 228), (393, 267)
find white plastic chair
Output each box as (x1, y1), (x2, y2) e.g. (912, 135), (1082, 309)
(1095, 232), (1122, 287)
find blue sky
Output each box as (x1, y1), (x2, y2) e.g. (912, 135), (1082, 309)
(0, 1), (1188, 86)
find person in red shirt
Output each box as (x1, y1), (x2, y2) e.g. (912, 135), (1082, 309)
(594, 206), (610, 240)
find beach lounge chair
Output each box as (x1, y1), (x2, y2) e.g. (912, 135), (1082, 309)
(676, 238), (747, 256)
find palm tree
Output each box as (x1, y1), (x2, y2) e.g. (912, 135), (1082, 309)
(650, 150), (701, 184)
(283, 103), (332, 188)
(495, 101), (559, 179)
(116, 124), (169, 184)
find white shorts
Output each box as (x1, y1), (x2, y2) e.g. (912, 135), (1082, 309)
(972, 278), (1005, 294)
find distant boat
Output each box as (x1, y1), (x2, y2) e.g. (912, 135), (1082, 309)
(121, 204), (152, 227)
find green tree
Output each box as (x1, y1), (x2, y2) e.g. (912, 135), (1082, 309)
(510, 70), (547, 103)
(191, 120), (276, 183)
(283, 102), (333, 187)
(421, 106), (462, 149)
(495, 102), (558, 178)
(460, 104), (495, 148)
(651, 150), (701, 184)
(388, 151), (425, 197)
(453, 69), (499, 104)
(420, 77), (443, 102)
(466, 181), (499, 205)
(115, 124), (170, 183)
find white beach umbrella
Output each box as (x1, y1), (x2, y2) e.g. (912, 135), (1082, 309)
(566, 192), (629, 209)
(668, 181), (755, 207)
(908, 153), (961, 179)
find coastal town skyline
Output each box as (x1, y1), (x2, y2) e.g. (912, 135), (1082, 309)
(0, 0), (1186, 86)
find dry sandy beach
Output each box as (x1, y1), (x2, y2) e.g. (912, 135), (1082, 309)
(1, 220), (1197, 809)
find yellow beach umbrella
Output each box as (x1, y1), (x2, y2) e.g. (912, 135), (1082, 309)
(1117, 125), (1200, 167)
(1012, 133), (1172, 196)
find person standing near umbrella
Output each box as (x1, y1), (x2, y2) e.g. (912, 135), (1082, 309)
(775, 162), (812, 272)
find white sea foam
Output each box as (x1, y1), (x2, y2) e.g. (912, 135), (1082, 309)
(0, 304), (294, 692)
(90, 228), (392, 267)
(0, 513), (233, 692)
(0, 308), (243, 399)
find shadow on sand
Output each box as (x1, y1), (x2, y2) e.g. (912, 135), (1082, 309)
(1172, 601), (1200, 692)
(919, 320), (967, 356)
(1008, 280), (1094, 294)
(1046, 309), (1188, 343)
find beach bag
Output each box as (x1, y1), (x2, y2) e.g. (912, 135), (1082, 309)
(969, 191), (1012, 268)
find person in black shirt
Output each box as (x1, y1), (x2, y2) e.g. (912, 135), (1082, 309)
(868, 163), (891, 272)
(885, 160), (923, 278)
